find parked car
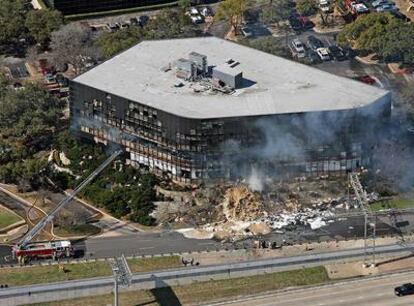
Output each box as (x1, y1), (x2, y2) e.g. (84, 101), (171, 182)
(328, 45), (346, 61)
(351, 2), (369, 13)
(241, 27), (253, 38)
(200, 6), (214, 17)
(391, 10), (410, 21)
(319, 0), (331, 12)
(120, 22), (129, 29)
(138, 15), (150, 26)
(353, 75), (376, 85)
(341, 46), (357, 58)
(372, 0), (392, 8)
(376, 3), (397, 12)
(129, 17), (139, 26)
(307, 35), (324, 50)
(55, 74), (68, 87)
(288, 16), (302, 32)
(186, 8), (204, 24)
(298, 16), (314, 29)
(316, 47), (331, 61)
(105, 23), (120, 32)
(395, 283), (414, 296)
(290, 39), (306, 58)
(305, 50), (322, 64)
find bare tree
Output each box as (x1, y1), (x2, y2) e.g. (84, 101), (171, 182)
(25, 45), (39, 64)
(50, 23), (102, 75)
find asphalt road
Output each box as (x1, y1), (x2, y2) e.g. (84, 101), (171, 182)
(76, 211), (414, 259)
(2, 210), (414, 264)
(77, 231), (226, 258)
(214, 271), (414, 306)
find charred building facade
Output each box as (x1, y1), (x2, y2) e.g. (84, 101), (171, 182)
(70, 38), (391, 184)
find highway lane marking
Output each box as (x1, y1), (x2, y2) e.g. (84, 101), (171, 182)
(85, 238), (154, 244)
(139, 246), (155, 250)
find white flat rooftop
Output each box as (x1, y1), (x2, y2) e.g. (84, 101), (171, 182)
(73, 37), (390, 119)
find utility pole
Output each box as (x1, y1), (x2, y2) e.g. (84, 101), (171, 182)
(348, 172), (376, 267)
(111, 254), (132, 306)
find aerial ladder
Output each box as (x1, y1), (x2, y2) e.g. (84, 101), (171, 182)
(348, 172), (376, 267)
(13, 150), (122, 262)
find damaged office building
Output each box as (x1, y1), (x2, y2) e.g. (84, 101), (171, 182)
(70, 37), (391, 184)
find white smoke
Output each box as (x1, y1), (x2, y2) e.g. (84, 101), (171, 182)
(247, 167), (264, 192)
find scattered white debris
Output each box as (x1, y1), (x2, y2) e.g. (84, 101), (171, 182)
(48, 150), (55, 162)
(59, 152), (71, 166)
(52, 163), (74, 175)
(308, 217), (327, 230)
(176, 228), (215, 239)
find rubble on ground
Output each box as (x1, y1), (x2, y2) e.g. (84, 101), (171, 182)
(221, 186), (266, 222)
(156, 176), (372, 241)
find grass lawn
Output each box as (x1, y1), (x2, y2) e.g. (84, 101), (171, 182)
(0, 256), (181, 286)
(127, 256), (181, 273)
(0, 262), (112, 287)
(32, 266), (330, 306)
(371, 198), (414, 211)
(0, 206), (22, 229)
(53, 224), (101, 237)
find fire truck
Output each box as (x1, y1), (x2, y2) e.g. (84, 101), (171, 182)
(12, 150), (122, 263)
(13, 240), (73, 262)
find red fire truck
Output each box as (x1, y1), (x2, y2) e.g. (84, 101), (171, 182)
(13, 240), (73, 262)
(12, 150), (122, 264)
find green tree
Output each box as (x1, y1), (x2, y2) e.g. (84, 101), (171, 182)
(243, 36), (291, 59)
(144, 9), (195, 39)
(0, 83), (64, 156)
(337, 13), (398, 49)
(97, 27), (143, 58)
(25, 9), (63, 48)
(216, 0), (247, 34)
(261, 0), (292, 25)
(178, 0), (191, 9)
(296, 0), (318, 16)
(337, 13), (414, 64)
(0, 0), (26, 45)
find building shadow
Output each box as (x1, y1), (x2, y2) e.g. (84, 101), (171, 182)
(376, 253), (414, 267)
(142, 275), (182, 306)
(239, 78), (257, 89)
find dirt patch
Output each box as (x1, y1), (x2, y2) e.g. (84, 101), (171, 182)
(325, 261), (378, 279)
(248, 223), (271, 235)
(394, 0), (414, 21)
(377, 254), (414, 273)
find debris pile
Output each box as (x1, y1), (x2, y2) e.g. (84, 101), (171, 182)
(222, 186), (266, 222)
(169, 176), (367, 241)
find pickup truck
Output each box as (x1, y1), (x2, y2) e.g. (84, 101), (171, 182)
(395, 283), (414, 296)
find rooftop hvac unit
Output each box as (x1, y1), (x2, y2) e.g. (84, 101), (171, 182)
(189, 52), (208, 76)
(175, 58), (197, 81)
(212, 61), (243, 90)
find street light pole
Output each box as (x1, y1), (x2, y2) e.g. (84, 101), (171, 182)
(114, 273), (119, 306)
(111, 254), (132, 306)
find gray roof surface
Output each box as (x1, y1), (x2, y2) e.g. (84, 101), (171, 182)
(74, 37), (390, 119)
